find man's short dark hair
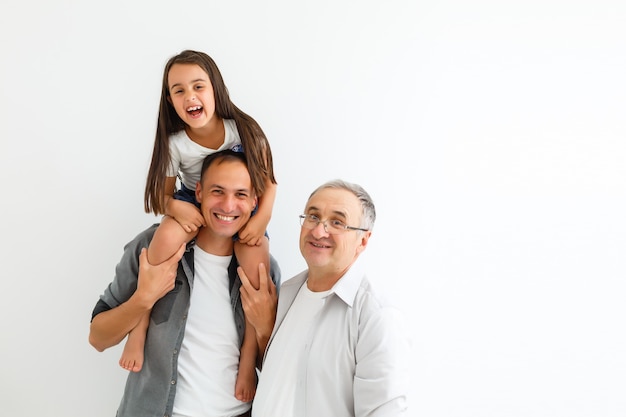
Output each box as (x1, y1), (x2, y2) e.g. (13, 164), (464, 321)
(200, 150), (248, 183)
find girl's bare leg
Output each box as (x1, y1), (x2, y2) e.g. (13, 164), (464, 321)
(118, 216), (196, 371)
(148, 215), (197, 265)
(236, 319), (260, 402)
(234, 237), (270, 402)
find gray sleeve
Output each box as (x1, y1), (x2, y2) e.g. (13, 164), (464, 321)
(90, 224), (159, 321)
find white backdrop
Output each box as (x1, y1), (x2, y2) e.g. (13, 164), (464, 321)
(1, 1), (625, 416)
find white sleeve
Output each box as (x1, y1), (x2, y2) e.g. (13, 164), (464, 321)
(166, 139), (181, 177)
(354, 306), (411, 416)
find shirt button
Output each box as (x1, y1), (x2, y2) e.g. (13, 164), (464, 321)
(171, 380), (176, 385)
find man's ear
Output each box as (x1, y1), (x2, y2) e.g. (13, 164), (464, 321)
(356, 230), (372, 255)
(195, 181), (202, 201)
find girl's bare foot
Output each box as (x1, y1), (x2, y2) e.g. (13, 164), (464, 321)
(119, 343), (144, 372)
(234, 363), (257, 402)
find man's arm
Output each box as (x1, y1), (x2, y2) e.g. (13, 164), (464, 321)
(354, 306), (411, 416)
(89, 244), (185, 352)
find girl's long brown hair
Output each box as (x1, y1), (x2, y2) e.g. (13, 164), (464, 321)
(144, 50), (276, 215)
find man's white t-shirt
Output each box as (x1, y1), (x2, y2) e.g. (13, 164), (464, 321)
(252, 282), (330, 417)
(172, 245), (250, 417)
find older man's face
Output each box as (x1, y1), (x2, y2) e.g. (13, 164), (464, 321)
(299, 188), (370, 277)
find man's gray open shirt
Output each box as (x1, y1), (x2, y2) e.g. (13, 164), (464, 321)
(91, 224), (281, 417)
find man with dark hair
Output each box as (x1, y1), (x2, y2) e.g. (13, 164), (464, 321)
(89, 150), (280, 417)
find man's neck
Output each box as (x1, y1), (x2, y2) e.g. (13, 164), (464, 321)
(194, 229), (234, 257)
(307, 259), (359, 291)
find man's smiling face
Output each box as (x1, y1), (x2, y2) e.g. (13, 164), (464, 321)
(196, 158), (257, 241)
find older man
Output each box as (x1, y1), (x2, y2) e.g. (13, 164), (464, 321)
(240, 179), (410, 417)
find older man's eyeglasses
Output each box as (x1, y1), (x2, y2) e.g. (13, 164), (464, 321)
(299, 214), (369, 234)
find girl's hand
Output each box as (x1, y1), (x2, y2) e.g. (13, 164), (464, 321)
(169, 199), (206, 233)
(237, 216), (266, 246)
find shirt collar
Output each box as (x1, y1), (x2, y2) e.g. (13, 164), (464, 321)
(326, 257), (365, 308)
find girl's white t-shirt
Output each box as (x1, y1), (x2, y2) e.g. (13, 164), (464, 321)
(167, 118), (242, 190)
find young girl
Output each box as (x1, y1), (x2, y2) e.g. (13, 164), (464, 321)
(119, 50), (277, 403)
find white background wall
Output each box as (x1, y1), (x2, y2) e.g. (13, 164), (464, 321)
(1, 1), (625, 416)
